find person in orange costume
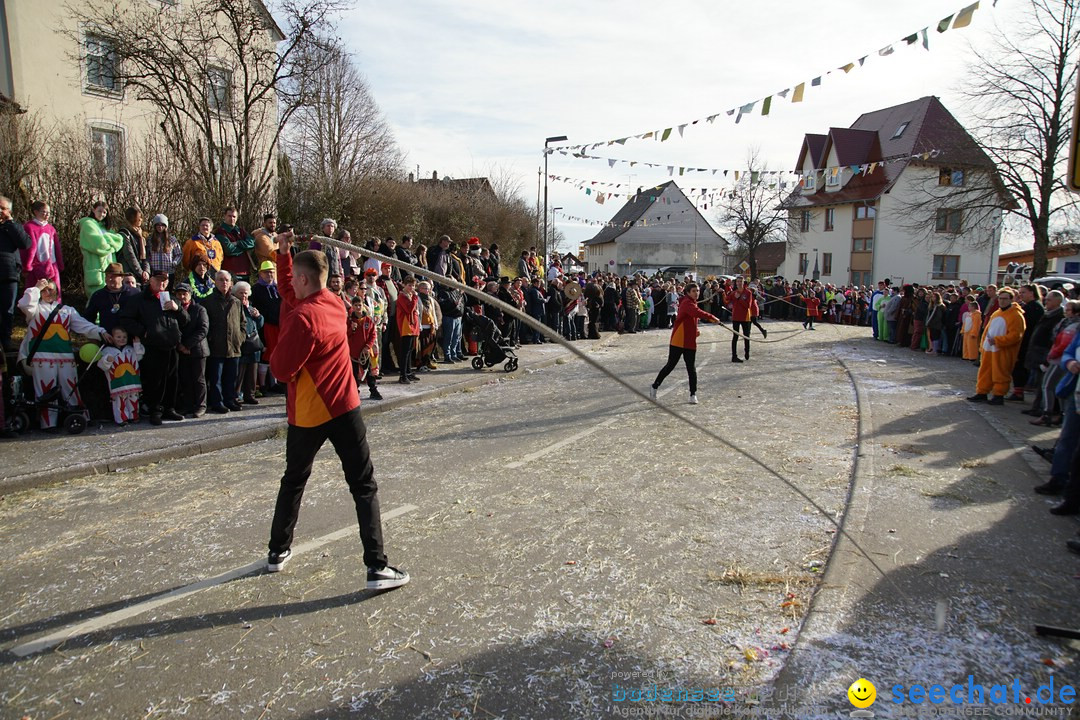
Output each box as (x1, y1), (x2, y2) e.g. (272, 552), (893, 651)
(968, 286), (1026, 405)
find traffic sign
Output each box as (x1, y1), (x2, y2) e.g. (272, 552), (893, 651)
(738, 260), (750, 272)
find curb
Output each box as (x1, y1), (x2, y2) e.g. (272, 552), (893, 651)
(0, 335), (619, 496)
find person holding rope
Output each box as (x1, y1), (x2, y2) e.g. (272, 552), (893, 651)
(649, 282), (720, 405)
(265, 231), (409, 590)
(726, 277), (754, 363)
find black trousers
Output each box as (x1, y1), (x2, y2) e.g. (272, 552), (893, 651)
(0, 278), (16, 350)
(653, 346), (698, 394)
(178, 354), (207, 414)
(142, 345), (179, 413)
(731, 321), (751, 358)
(398, 335), (416, 379)
(269, 408), (387, 568)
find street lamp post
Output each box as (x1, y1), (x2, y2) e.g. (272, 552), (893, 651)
(543, 135), (567, 271)
(551, 206), (563, 265)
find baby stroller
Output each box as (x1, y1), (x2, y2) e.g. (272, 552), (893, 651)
(8, 347), (100, 435)
(467, 310), (519, 372)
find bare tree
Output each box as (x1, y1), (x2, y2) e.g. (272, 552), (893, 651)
(284, 40), (402, 197)
(717, 152), (795, 280)
(64, 0), (347, 225)
(959, 0), (1080, 277)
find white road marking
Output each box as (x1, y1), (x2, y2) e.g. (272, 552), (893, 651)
(506, 359), (712, 470)
(506, 419), (618, 469)
(9, 503), (419, 658)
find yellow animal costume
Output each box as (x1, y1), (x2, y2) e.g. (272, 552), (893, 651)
(962, 306), (982, 361)
(975, 301), (1025, 397)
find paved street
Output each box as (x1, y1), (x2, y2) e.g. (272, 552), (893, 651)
(1, 323), (1078, 719)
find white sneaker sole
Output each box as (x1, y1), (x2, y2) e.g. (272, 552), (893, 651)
(267, 553), (291, 572)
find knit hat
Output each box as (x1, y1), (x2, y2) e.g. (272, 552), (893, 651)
(151, 214), (169, 229)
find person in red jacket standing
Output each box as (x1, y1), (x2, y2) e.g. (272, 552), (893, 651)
(649, 282), (720, 405)
(265, 231), (408, 590)
(726, 276), (754, 363)
(802, 291), (821, 330)
(395, 275), (421, 384)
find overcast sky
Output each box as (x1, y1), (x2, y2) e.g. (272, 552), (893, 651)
(337, 0), (1027, 253)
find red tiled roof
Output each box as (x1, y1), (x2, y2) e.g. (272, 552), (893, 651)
(741, 241), (787, 272)
(795, 134), (827, 172)
(824, 128), (880, 167)
(787, 96), (999, 209)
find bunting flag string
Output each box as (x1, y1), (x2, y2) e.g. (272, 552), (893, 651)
(552, 149), (941, 206)
(554, 207), (706, 231)
(553, 148), (940, 189)
(545, 1), (982, 153)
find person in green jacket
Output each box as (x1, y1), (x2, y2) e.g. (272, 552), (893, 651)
(79, 201), (124, 297)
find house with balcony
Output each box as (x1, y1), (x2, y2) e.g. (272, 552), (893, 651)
(781, 96), (1006, 287)
(584, 181), (728, 277)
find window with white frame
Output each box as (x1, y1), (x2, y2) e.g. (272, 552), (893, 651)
(85, 34), (120, 94)
(90, 125), (124, 179)
(825, 169), (840, 187)
(207, 67), (232, 113)
(803, 173), (816, 191)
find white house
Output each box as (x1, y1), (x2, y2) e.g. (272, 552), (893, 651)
(584, 181), (728, 276)
(782, 96), (1006, 287)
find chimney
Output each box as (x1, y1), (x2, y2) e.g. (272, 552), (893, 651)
(408, 172), (414, 183)
(432, 170), (438, 181)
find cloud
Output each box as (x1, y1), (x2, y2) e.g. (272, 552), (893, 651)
(339, 0), (1020, 246)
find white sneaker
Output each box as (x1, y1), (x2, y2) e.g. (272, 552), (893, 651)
(367, 565), (410, 590)
(649, 386), (657, 400)
(689, 394), (699, 405)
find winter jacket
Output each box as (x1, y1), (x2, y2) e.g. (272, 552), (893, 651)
(669, 295), (718, 350)
(117, 226), (149, 278)
(1026, 305), (1064, 370)
(251, 280), (282, 326)
(79, 217), (124, 296)
(0, 218), (31, 281)
(271, 251), (359, 427)
(202, 289), (244, 358)
(179, 301), (210, 358)
(118, 285), (188, 349)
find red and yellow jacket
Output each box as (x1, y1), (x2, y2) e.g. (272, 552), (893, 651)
(271, 252), (359, 427)
(725, 288), (754, 323)
(669, 295), (718, 350)
(396, 291), (420, 337)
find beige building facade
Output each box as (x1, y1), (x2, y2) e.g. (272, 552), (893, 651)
(0, 0), (283, 180)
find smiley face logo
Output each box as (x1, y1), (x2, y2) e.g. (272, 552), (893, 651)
(848, 678), (877, 709)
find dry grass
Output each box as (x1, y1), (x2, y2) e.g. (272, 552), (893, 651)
(959, 458), (988, 469)
(888, 464), (923, 477)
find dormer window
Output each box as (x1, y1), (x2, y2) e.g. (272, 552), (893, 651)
(803, 173), (816, 190)
(892, 121), (910, 139)
(826, 169), (840, 187)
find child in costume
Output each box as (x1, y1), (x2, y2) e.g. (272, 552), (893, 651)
(96, 325), (144, 425)
(347, 293), (382, 400)
(22, 201), (65, 301)
(802, 292), (821, 330)
(79, 203), (124, 297)
(961, 294), (982, 361)
(17, 279), (110, 430)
